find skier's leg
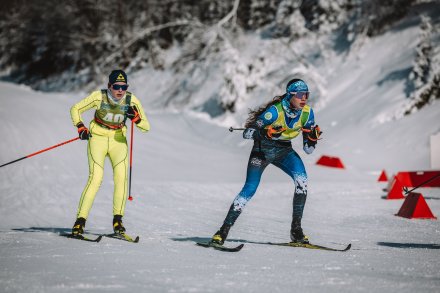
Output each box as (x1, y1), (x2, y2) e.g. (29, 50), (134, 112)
(273, 150), (309, 242)
(212, 151), (269, 244)
(225, 151), (269, 225)
(108, 131), (128, 225)
(76, 135), (108, 220)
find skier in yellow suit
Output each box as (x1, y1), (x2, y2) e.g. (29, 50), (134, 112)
(70, 70), (150, 236)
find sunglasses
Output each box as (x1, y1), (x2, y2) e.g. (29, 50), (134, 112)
(290, 91), (309, 100)
(112, 84), (129, 91)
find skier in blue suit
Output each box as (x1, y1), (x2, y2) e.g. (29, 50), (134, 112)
(211, 78), (322, 245)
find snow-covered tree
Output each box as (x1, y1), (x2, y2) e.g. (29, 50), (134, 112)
(238, 0), (280, 30)
(406, 15), (433, 95)
(403, 73), (440, 116)
(263, 0), (307, 39)
(301, 0), (354, 33)
(356, 0), (415, 37)
(399, 15), (439, 116)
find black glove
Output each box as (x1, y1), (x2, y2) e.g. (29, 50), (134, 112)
(77, 122), (91, 140)
(302, 125), (322, 147)
(126, 105), (140, 124)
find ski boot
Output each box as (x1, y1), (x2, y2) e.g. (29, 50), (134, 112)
(290, 219), (309, 244)
(113, 215), (126, 234)
(211, 224), (231, 245)
(72, 217), (86, 236)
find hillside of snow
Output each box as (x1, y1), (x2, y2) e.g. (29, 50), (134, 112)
(122, 4), (440, 174)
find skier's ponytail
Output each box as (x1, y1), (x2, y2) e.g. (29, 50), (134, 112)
(244, 94), (286, 128)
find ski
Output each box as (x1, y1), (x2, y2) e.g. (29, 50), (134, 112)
(103, 233), (140, 243)
(264, 241), (351, 252)
(196, 241), (244, 252)
(63, 234), (103, 242)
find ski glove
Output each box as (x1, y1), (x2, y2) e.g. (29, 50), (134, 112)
(77, 123), (91, 140)
(265, 125), (286, 139)
(302, 125), (322, 147)
(126, 105), (141, 124)
(243, 128), (263, 140)
(243, 125), (286, 140)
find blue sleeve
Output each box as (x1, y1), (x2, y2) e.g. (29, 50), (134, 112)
(302, 108), (317, 154)
(243, 105), (279, 140)
(303, 108), (315, 129)
(255, 105), (278, 128)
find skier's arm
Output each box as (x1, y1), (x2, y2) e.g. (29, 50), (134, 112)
(70, 91), (101, 127)
(302, 109), (322, 154)
(243, 106), (278, 140)
(130, 95), (150, 132)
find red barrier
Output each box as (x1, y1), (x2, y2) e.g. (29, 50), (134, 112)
(383, 173), (396, 192)
(377, 170), (388, 182)
(396, 170), (440, 187)
(386, 177), (405, 199)
(395, 193), (437, 219)
(316, 155), (345, 169)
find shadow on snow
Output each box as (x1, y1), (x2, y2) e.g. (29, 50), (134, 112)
(377, 242), (440, 249)
(10, 227), (100, 236)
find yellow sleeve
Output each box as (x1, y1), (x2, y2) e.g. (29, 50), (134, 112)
(130, 94), (150, 132)
(70, 91), (102, 127)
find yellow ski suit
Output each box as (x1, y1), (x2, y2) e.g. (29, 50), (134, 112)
(70, 90), (150, 219)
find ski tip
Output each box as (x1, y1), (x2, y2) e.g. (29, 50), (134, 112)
(344, 243), (352, 251)
(134, 236), (140, 243)
(96, 235), (103, 242)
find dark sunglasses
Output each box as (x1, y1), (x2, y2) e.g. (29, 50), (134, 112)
(112, 84), (129, 91)
(290, 91), (309, 100)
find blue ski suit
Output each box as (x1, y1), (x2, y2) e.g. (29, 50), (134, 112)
(222, 97), (317, 227)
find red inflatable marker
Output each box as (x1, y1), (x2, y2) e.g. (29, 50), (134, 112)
(395, 193), (437, 219)
(316, 155), (345, 169)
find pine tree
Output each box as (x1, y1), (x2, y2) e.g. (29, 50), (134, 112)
(402, 15), (438, 116)
(357, 0), (415, 37)
(408, 16), (433, 92)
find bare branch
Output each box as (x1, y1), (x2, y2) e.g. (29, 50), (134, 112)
(217, 0), (240, 28)
(103, 20), (203, 66)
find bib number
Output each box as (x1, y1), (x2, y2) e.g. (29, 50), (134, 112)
(103, 113), (125, 123)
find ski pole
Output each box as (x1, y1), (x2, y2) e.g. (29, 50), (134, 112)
(0, 137), (80, 168)
(128, 120), (134, 201)
(229, 127), (245, 132)
(403, 173), (440, 195)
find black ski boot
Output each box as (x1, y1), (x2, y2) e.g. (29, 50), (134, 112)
(113, 215), (126, 234)
(211, 224), (231, 245)
(72, 217), (86, 236)
(290, 219), (309, 244)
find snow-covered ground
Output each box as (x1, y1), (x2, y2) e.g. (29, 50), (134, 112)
(0, 80), (439, 293)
